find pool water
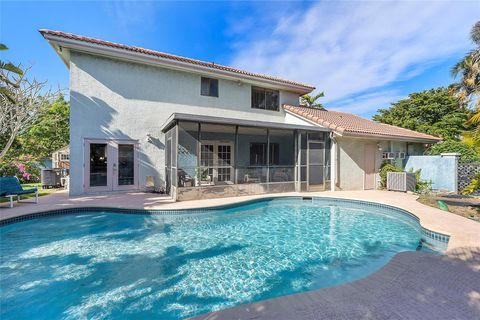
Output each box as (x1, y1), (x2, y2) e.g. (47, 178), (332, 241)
(0, 198), (422, 319)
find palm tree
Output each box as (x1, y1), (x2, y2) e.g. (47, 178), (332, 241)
(0, 44), (24, 102)
(452, 21), (480, 148)
(451, 21), (480, 109)
(300, 92), (325, 110)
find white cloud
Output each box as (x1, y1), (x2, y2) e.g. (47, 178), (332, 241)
(328, 90), (405, 117)
(102, 1), (156, 33)
(228, 1), (479, 114)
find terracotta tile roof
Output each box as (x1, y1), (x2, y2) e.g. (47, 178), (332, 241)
(284, 105), (442, 142)
(39, 29), (315, 92)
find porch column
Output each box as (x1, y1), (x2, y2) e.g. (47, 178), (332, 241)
(296, 131), (302, 192)
(330, 135), (337, 192)
(234, 125), (238, 184)
(266, 128), (270, 184)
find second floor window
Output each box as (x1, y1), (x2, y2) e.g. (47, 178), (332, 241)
(251, 86), (279, 111)
(201, 77), (219, 97)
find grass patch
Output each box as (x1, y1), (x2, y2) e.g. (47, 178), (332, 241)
(0, 183), (60, 204)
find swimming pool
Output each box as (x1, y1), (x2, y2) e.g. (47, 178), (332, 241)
(1, 197), (425, 319)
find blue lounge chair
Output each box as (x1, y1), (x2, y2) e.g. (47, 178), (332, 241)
(0, 176), (38, 208)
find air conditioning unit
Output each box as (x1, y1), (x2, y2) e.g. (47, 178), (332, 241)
(387, 152), (396, 159)
(397, 152), (406, 159)
(387, 172), (416, 192)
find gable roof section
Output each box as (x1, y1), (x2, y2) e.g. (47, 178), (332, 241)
(39, 29), (315, 94)
(284, 105), (442, 143)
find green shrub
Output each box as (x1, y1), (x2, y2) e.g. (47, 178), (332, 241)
(407, 168), (433, 194)
(462, 173), (480, 195)
(429, 140), (480, 163)
(0, 158), (40, 183)
(379, 162), (403, 188)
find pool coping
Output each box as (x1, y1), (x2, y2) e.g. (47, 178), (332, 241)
(0, 195), (450, 252)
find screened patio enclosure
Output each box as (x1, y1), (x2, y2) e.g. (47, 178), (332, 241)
(162, 114), (331, 201)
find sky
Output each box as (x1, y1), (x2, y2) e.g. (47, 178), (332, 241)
(1, 0), (479, 118)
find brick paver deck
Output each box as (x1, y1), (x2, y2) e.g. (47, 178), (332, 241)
(192, 248), (480, 320)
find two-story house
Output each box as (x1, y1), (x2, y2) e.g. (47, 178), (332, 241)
(40, 30), (440, 200)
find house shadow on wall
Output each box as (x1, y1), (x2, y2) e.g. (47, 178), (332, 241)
(70, 91), (165, 190)
(76, 52), (248, 113)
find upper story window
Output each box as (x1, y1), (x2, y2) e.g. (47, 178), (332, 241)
(201, 77), (219, 97)
(251, 86), (279, 111)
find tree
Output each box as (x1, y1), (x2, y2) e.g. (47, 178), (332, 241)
(452, 21), (480, 143)
(18, 95), (70, 159)
(0, 45), (58, 159)
(428, 140), (480, 163)
(373, 87), (467, 140)
(300, 92), (325, 109)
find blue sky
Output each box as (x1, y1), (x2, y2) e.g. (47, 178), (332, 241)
(1, 1), (479, 118)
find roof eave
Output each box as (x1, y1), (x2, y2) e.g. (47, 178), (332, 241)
(40, 31), (314, 94)
(161, 113), (331, 133)
(341, 131), (442, 143)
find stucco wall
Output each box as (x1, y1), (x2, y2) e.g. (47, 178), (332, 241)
(405, 154), (458, 192)
(336, 138), (426, 190)
(69, 52), (301, 195)
(337, 138), (365, 190)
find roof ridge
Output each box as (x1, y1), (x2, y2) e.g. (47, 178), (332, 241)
(39, 29), (315, 90)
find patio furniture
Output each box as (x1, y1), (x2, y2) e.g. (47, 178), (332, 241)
(0, 176), (38, 208)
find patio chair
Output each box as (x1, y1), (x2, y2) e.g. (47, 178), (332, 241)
(0, 176), (38, 208)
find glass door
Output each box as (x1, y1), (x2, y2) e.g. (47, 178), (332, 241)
(85, 140), (138, 192)
(87, 142), (111, 191)
(199, 141), (234, 185)
(113, 142), (138, 191)
(307, 141), (325, 191)
(217, 143), (233, 184)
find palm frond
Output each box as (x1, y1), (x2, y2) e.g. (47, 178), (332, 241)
(0, 62), (23, 75)
(471, 20), (480, 46)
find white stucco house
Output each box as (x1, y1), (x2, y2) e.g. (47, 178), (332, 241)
(40, 30), (441, 200)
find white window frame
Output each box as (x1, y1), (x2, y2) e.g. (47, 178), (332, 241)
(199, 140), (235, 185)
(83, 138), (139, 192)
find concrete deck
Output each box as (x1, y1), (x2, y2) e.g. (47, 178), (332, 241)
(1, 190), (479, 252)
(192, 248), (480, 320)
(1, 190), (479, 319)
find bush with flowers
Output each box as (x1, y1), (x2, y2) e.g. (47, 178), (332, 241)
(0, 157), (40, 183)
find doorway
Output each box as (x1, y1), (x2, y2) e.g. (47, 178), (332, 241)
(84, 139), (138, 192)
(199, 141), (234, 185)
(364, 144), (376, 190)
(307, 141), (325, 191)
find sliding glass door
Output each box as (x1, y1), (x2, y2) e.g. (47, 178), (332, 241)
(84, 139), (138, 192)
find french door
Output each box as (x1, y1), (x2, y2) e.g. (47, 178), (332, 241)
(84, 139), (138, 192)
(199, 141), (234, 185)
